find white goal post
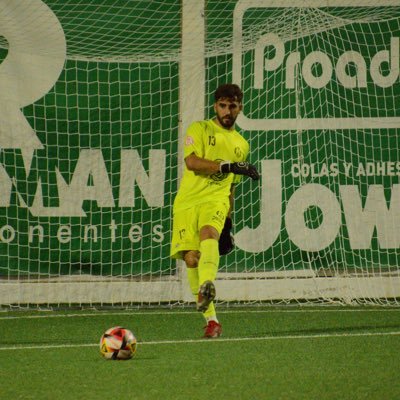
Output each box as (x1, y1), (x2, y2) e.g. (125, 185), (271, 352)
(0, 0), (399, 307)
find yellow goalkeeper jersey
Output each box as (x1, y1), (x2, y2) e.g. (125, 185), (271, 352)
(173, 119), (250, 212)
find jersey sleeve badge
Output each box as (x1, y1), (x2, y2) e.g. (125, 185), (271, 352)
(185, 135), (195, 146)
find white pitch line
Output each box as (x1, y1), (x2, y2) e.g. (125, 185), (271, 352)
(0, 308), (399, 320)
(0, 330), (399, 351)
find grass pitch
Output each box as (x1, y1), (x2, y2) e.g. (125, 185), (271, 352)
(0, 306), (399, 400)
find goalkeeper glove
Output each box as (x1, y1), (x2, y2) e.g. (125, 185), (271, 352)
(219, 217), (234, 256)
(220, 161), (260, 180)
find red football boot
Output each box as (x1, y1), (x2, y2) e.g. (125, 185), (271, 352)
(203, 320), (222, 338)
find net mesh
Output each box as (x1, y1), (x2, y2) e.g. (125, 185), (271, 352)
(207, 1), (400, 304)
(0, 0), (180, 286)
(0, 0), (399, 307)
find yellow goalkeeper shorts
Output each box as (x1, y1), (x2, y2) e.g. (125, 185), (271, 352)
(170, 202), (228, 259)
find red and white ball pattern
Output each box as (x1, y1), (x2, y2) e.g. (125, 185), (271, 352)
(100, 326), (137, 360)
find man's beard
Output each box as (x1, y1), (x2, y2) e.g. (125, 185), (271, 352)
(217, 115), (235, 129)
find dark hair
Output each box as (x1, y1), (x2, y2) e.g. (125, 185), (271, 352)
(214, 83), (243, 103)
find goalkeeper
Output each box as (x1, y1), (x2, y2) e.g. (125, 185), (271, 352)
(170, 83), (259, 338)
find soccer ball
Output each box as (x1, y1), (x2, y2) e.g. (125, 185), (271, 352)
(100, 326), (137, 360)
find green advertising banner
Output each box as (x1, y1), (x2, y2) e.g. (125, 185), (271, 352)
(0, 0), (180, 277)
(0, 0), (399, 281)
(207, 1), (400, 275)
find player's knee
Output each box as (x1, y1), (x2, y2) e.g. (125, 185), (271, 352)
(200, 225), (220, 241)
(184, 251), (199, 268)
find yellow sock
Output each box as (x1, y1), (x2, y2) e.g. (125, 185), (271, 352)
(203, 301), (218, 321)
(198, 239), (220, 322)
(186, 267), (199, 297)
(198, 238), (219, 285)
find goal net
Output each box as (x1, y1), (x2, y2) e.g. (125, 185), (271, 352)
(0, 0), (399, 308)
